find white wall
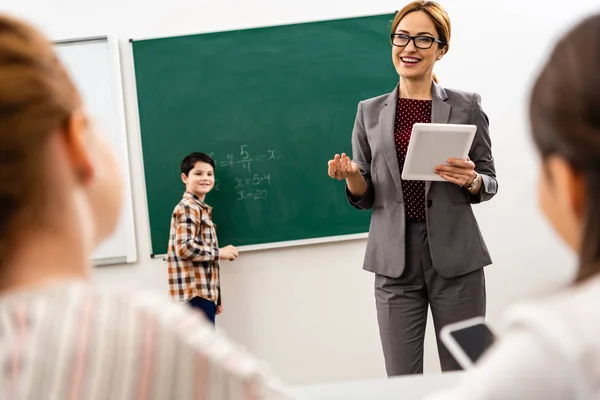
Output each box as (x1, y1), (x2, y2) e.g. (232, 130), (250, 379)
(2, 0), (599, 386)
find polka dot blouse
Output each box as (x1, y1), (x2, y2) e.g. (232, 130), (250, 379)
(394, 98), (432, 222)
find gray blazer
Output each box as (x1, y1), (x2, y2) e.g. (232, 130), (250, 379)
(347, 82), (497, 279)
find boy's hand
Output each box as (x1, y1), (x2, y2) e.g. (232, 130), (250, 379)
(216, 305), (223, 315)
(219, 245), (238, 261)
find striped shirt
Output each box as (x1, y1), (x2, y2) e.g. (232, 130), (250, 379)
(0, 281), (295, 400)
(167, 192), (220, 304)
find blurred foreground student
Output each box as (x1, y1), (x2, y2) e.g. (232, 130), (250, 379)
(426, 12), (600, 400)
(0, 14), (293, 400)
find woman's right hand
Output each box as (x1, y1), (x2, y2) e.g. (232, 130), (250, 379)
(327, 153), (360, 180)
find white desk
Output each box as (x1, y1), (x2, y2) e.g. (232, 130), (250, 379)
(291, 372), (463, 400)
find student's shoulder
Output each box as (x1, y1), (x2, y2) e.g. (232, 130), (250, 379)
(172, 196), (201, 214)
(2, 283), (294, 399)
(104, 286), (286, 388)
(502, 276), (600, 371)
(104, 285), (208, 327)
(83, 284), (212, 341)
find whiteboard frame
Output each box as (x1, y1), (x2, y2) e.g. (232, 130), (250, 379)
(54, 36), (138, 266)
(128, 38), (159, 262)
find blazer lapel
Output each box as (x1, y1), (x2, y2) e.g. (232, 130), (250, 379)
(380, 86), (403, 198)
(427, 82), (451, 195)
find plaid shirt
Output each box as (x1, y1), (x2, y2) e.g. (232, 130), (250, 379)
(167, 192), (221, 304)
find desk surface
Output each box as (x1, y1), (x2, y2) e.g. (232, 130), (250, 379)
(291, 372), (462, 400)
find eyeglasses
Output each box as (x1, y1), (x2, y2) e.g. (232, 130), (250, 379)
(390, 33), (445, 49)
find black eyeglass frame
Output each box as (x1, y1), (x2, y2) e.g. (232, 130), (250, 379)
(390, 33), (445, 49)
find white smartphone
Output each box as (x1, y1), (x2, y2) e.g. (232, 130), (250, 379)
(440, 317), (496, 370)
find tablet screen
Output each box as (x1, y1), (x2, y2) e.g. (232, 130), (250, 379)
(402, 123), (477, 181)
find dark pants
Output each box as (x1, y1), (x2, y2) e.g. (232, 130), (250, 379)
(188, 296), (216, 325)
(375, 220), (486, 376)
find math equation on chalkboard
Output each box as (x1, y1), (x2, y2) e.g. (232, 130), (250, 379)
(210, 145), (282, 201)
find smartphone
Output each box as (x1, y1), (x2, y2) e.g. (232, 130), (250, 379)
(440, 316), (496, 370)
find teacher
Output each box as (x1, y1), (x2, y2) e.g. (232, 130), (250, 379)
(327, 1), (497, 376)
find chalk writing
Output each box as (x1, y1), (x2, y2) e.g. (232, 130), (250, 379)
(208, 146), (280, 199)
(234, 174), (271, 189)
(215, 145), (282, 173)
(267, 149), (281, 160)
(236, 189), (268, 201)
(237, 145), (253, 173)
(220, 154), (234, 168)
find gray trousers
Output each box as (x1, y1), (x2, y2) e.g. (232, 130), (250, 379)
(375, 221), (486, 376)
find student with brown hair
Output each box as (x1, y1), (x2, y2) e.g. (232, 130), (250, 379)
(0, 14), (292, 399)
(426, 12), (600, 400)
(167, 151), (238, 324)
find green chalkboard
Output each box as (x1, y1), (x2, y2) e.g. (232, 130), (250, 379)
(132, 13), (398, 255)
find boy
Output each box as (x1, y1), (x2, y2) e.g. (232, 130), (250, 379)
(167, 152), (238, 324)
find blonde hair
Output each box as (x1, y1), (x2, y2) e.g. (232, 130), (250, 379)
(391, 1), (451, 82)
(0, 15), (81, 264)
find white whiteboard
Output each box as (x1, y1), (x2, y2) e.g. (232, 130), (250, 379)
(55, 36), (137, 266)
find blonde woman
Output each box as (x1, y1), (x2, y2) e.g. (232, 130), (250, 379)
(327, 1), (497, 375)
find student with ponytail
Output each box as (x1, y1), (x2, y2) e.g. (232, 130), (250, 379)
(426, 12), (600, 400)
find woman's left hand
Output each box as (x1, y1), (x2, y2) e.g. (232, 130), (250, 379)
(216, 305), (223, 315)
(434, 157), (477, 187)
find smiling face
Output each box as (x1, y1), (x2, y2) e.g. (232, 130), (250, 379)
(391, 10), (446, 82)
(182, 161), (215, 200)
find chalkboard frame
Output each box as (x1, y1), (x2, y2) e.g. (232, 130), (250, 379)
(131, 13), (398, 256)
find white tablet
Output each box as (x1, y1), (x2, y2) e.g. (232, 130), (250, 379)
(401, 123), (477, 181)
(440, 317), (496, 370)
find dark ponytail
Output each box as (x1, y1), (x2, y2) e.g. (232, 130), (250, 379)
(529, 14), (600, 283)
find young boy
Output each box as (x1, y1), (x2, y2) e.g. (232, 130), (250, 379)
(167, 152), (238, 324)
